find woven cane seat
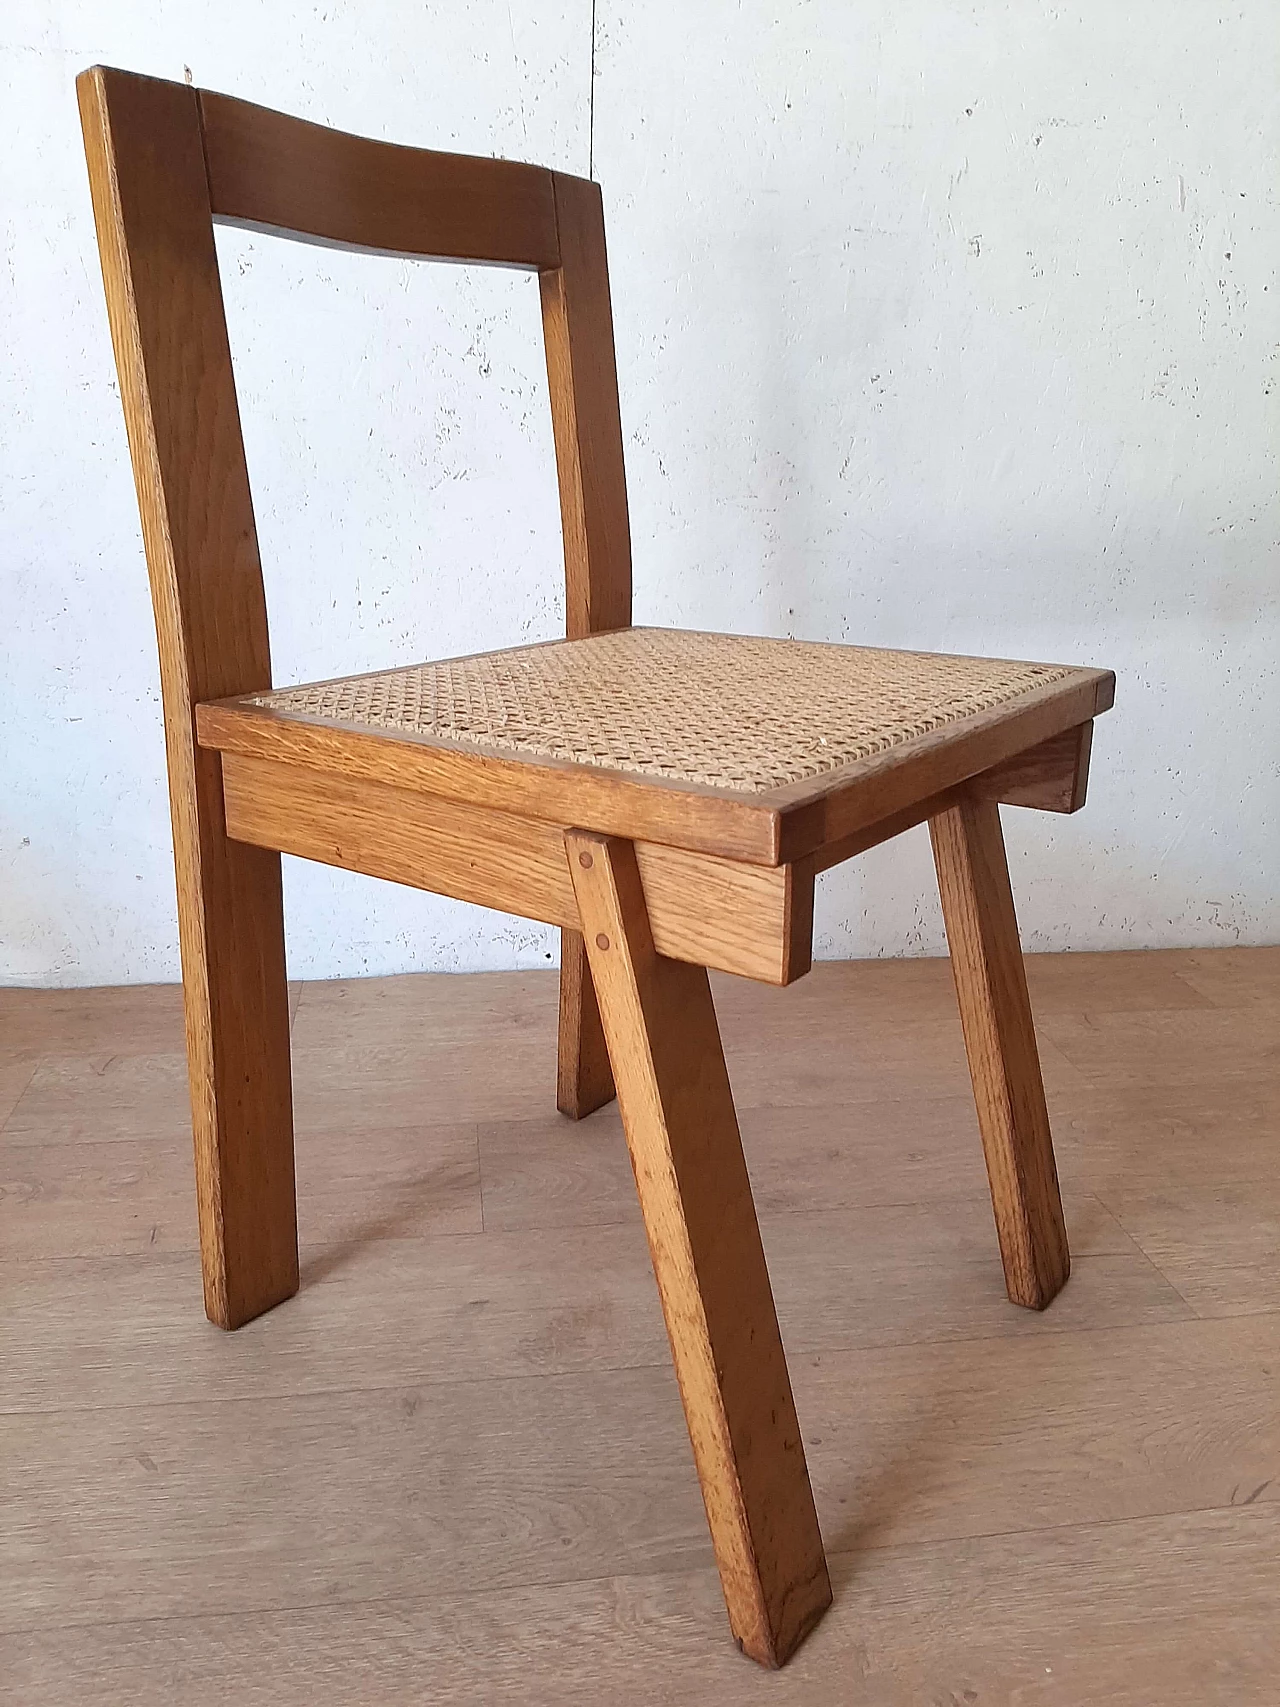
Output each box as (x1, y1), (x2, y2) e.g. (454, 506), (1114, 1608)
(246, 627), (1075, 797)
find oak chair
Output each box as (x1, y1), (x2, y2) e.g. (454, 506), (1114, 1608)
(79, 65), (1115, 1669)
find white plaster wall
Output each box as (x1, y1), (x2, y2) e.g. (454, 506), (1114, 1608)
(1, 1), (587, 985)
(2, 2), (1277, 986)
(595, 2), (1280, 961)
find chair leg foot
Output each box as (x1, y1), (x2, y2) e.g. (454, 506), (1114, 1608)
(181, 751), (299, 1329)
(568, 831), (831, 1666)
(930, 797), (1070, 1310)
(556, 926), (616, 1118)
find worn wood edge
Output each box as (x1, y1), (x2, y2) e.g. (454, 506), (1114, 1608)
(811, 721), (1098, 874)
(220, 753), (804, 985)
(196, 684), (1103, 873)
(198, 648), (1112, 869)
(810, 791), (960, 875)
(771, 668), (1108, 822)
(195, 641), (1119, 867)
(198, 701), (783, 865)
(774, 672), (1112, 862)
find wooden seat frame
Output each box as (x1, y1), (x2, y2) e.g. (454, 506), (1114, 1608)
(79, 66), (1114, 1669)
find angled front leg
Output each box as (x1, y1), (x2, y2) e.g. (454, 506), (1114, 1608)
(567, 832), (830, 1667)
(556, 927), (616, 1118)
(930, 797), (1070, 1309)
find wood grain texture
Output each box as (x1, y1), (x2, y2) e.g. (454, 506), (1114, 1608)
(1039, 1004), (1280, 1088)
(773, 668), (1114, 863)
(969, 720), (1094, 812)
(6, 1505), (1278, 1707)
(1173, 944), (1280, 1007)
(0, 982), (191, 1058)
(198, 665), (1114, 870)
(1095, 1173), (1280, 1319)
(10, 1312), (1278, 1634)
(567, 833), (830, 1667)
(198, 86), (560, 267)
(556, 930), (616, 1118)
(219, 752), (811, 985)
(537, 171), (634, 1110)
(930, 797), (1070, 1309)
(198, 697), (780, 863)
(0, 1121), (483, 1260)
(0, 1185), (1184, 1398)
(77, 65), (297, 1330)
(4, 947), (1278, 1702)
(809, 722), (1096, 875)
(539, 173), (632, 641)
(0, 1059), (38, 1128)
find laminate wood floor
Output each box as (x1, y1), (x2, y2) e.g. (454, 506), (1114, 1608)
(2, 947), (1278, 1704)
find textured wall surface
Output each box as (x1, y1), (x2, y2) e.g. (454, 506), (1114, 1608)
(2, 2), (1276, 986)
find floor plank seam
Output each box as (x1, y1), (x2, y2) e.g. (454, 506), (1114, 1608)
(474, 1122), (486, 1234)
(8, 1295), (1278, 1423)
(0, 1061), (39, 1137)
(837, 1491), (1280, 1559)
(1082, 1189), (1206, 1314)
(6, 952), (1279, 1693)
(1067, 1190), (1202, 1308)
(5, 1499), (1277, 1648)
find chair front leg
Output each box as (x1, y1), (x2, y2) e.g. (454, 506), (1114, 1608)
(930, 796), (1070, 1309)
(177, 746), (298, 1329)
(556, 926), (616, 1118)
(567, 831), (830, 1667)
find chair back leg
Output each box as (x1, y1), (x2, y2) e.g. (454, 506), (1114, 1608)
(556, 927), (616, 1118)
(930, 797), (1071, 1309)
(182, 749), (298, 1329)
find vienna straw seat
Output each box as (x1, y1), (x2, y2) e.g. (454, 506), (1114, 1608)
(80, 65), (1115, 1671)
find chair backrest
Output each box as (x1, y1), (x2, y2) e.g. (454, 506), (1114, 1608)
(76, 64), (632, 740)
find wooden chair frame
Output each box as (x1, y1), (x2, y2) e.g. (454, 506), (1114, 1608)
(79, 65), (1113, 1668)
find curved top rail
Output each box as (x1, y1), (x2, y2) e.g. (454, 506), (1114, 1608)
(197, 87), (561, 269)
